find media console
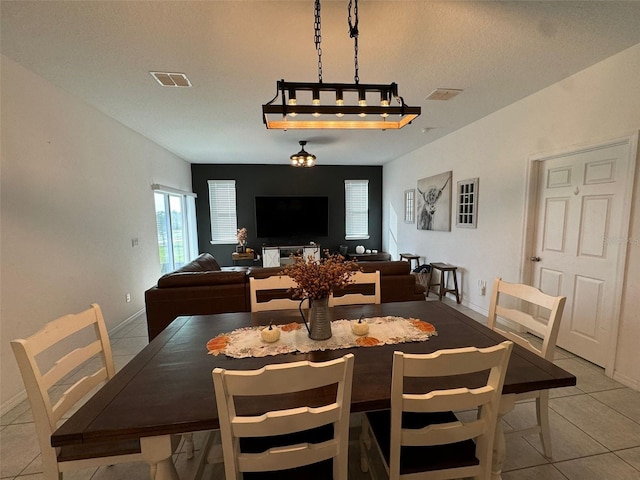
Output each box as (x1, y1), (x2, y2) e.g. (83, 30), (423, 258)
(262, 244), (321, 268)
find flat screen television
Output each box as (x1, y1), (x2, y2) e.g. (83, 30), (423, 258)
(255, 196), (329, 239)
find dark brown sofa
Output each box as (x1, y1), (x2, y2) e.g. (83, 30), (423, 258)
(144, 253), (425, 340)
(357, 261), (426, 303)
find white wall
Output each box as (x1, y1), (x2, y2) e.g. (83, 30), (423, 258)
(0, 55), (193, 408)
(383, 44), (640, 388)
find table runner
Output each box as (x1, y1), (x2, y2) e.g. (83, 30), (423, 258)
(206, 316), (437, 359)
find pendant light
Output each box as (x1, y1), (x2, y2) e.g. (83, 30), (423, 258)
(262, 0), (420, 130)
(290, 141), (316, 167)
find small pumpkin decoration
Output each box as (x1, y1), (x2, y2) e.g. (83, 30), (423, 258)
(351, 316), (370, 336)
(261, 322), (280, 343)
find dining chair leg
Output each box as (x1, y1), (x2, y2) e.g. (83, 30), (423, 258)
(537, 391), (553, 458)
(493, 394), (517, 479)
(183, 433), (194, 459)
(360, 415), (372, 473)
(492, 416), (508, 480)
(190, 430), (219, 480)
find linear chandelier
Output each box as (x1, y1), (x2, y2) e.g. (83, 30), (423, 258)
(262, 0), (420, 130)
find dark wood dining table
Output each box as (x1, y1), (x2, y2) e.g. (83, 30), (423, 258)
(51, 301), (576, 480)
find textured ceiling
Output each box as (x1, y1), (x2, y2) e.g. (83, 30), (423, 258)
(2, 1), (640, 166)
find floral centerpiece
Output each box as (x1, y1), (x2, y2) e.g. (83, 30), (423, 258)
(284, 250), (358, 300)
(284, 250), (359, 341)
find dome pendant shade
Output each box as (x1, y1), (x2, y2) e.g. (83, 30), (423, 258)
(290, 141), (316, 167)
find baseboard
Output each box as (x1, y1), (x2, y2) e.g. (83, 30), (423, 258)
(463, 301), (489, 318)
(1, 308), (147, 417)
(109, 307), (146, 336)
(612, 370), (640, 391)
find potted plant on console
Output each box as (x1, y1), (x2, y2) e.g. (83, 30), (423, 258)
(236, 227), (247, 253)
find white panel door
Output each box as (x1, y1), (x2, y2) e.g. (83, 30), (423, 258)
(532, 140), (633, 367)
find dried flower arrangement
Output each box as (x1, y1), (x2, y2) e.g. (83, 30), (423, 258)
(284, 250), (359, 300)
(236, 227), (247, 245)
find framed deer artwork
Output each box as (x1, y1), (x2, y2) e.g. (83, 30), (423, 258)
(416, 171), (452, 231)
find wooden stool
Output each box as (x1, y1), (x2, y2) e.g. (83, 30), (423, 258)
(399, 253), (420, 270)
(427, 263), (460, 304)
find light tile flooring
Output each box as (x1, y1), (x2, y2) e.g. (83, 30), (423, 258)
(2, 299), (640, 479)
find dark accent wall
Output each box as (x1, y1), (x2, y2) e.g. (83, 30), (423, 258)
(192, 164), (382, 266)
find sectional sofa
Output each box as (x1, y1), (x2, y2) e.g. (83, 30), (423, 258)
(144, 253), (426, 340)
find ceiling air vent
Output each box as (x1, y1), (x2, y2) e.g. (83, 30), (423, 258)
(426, 88), (462, 101)
(149, 72), (192, 87)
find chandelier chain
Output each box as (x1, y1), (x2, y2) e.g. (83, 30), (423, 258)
(314, 0), (323, 83)
(348, 0), (359, 83)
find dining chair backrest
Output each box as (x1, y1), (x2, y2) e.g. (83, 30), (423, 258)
(388, 341), (513, 480)
(329, 270), (381, 307)
(10, 304), (143, 479)
(487, 277), (566, 458)
(249, 275), (309, 312)
(212, 353), (355, 480)
(487, 277), (566, 360)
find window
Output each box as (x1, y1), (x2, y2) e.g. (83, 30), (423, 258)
(345, 179), (369, 240)
(208, 180), (238, 244)
(153, 185), (198, 274)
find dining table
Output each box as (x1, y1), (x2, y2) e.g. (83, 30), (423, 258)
(51, 300), (576, 480)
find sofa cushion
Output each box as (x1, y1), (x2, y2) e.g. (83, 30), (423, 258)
(174, 253), (221, 273)
(358, 261), (410, 276)
(158, 270), (246, 288)
(247, 266), (288, 279)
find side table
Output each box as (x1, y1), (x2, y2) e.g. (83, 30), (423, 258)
(399, 253), (420, 270)
(427, 262), (461, 304)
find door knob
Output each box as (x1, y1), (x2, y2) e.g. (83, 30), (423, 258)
(530, 256), (541, 262)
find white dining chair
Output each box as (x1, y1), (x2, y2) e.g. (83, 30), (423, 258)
(329, 270), (381, 306)
(487, 277), (566, 457)
(360, 341), (513, 480)
(249, 275), (309, 312)
(212, 353), (354, 480)
(10, 304), (180, 480)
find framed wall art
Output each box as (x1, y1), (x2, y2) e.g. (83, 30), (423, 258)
(404, 189), (415, 223)
(456, 178), (479, 228)
(416, 171), (452, 231)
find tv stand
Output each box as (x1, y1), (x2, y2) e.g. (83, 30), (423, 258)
(262, 244), (321, 268)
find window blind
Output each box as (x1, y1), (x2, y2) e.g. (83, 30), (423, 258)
(208, 180), (238, 244)
(345, 180), (369, 240)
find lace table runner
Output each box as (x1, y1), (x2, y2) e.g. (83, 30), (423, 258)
(206, 316), (437, 359)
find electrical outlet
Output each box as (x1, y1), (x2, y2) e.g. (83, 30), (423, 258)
(131, 237), (139, 247)
(126, 293), (131, 303)
(479, 280), (487, 296)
